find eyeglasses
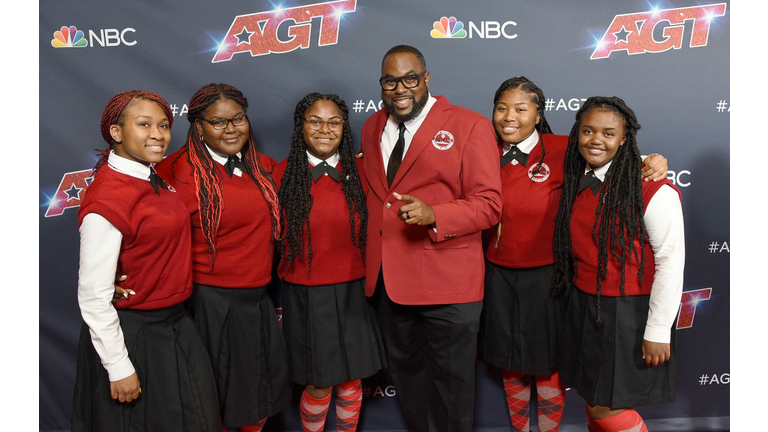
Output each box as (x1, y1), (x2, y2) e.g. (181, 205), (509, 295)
(379, 70), (427, 91)
(200, 115), (248, 130)
(304, 117), (343, 131)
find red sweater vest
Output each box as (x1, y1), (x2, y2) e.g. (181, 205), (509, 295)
(155, 150), (277, 288)
(570, 178), (679, 296)
(484, 134), (568, 268)
(273, 158), (367, 286)
(78, 165), (193, 310)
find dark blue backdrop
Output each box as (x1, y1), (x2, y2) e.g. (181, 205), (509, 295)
(39, 1), (730, 430)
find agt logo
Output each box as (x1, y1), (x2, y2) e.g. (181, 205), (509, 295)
(430, 16), (518, 39)
(51, 25), (137, 48)
(590, 3), (726, 59)
(44, 169), (94, 217)
(212, 0), (357, 63)
(677, 288), (712, 329)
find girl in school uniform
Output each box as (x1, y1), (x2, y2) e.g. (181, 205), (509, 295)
(155, 83), (291, 432)
(479, 78), (668, 432)
(552, 96), (685, 432)
(273, 93), (386, 432)
(72, 89), (220, 432)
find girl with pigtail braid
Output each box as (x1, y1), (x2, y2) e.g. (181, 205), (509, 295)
(552, 96), (685, 432)
(154, 83), (291, 432)
(479, 79), (669, 432)
(273, 93), (385, 432)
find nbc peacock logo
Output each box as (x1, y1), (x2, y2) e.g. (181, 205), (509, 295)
(51, 25), (88, 48)
(430, 16), (466, 38)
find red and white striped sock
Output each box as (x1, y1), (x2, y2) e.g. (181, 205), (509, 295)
(502, 369), (531, 432)
(300, 390), (332, 432)
(334, 380), (362, 431)
(535, 372), (565, 432)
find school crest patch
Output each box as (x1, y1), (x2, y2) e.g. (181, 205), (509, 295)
(432, 130), (454, 151)
(528, 162), (550, 182)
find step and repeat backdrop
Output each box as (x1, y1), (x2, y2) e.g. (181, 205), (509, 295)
(39, 1), (729, 430)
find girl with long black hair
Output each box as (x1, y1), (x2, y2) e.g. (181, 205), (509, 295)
(274, 92), (385, 432)
(552, 96), (685, 432)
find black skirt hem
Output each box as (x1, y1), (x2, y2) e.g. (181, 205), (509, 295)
(282, 278), (387, 388)
(478, 262), (563, 376)
(188, 283), (292, 425)
(559, 287), (677, 409)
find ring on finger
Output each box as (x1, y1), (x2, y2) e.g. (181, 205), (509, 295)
(406, 211), (410, 219)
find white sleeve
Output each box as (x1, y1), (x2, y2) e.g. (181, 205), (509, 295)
(78, 213), (135, 382)
(642, 185), (685, 343)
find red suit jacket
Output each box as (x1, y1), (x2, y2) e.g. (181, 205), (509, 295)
(361, 95), (502, 305)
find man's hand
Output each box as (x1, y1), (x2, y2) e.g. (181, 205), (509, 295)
(393, 192), (436, 226)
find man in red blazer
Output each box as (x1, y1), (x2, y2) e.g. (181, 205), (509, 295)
(361, 45), (502, 432)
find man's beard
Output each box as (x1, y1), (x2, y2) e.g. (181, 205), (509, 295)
(384, 91), (429, 123)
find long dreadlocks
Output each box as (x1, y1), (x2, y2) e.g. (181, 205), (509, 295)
(168, 83), (282, 269)
(278, 93), (367, 275)
(552, 96), (646, 325)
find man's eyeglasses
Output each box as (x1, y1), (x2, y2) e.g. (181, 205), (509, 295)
(379, 70), (427, 91)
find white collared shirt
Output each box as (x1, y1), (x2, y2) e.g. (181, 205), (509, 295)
(108, 150), (153, 180)
(307, 150), (340, 170)
(586, 161), (685, 344)
(502, 129), (539, 159)
(206, 145), (244, 177)
(381, 95), (437, 175)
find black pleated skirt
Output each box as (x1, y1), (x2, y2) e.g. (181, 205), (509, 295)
(282, 278), (387, 387)
(186, 284), (292, 427)
(71, 304), (221, 432)
(559, 287), (677, 409)
(478, 262), (565, 375)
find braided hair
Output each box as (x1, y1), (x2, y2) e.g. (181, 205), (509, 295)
(491, 77), (553, 247)
(95, 89), (173, 173)
(492, 76), (553, 176)
(552, 96), (646, 325)
(168, 83), (281, 268)
(278, 93), (367, 275)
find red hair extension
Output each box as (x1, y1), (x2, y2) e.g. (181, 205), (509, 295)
(177, 83), (282, 269)
(95, 89), (173, 173)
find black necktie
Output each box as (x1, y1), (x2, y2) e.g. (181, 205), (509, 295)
(387, 122), (406, 187)
(500, 146), (528, 167)
(224, 154), (248, 178)
(148, 167), (169, 195)
(311, 161), (340, 182)
(578, 171), (602, 195)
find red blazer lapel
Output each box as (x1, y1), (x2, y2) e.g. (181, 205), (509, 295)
(363, 110), (390, 199)
(390, 96), (451, 189)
